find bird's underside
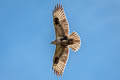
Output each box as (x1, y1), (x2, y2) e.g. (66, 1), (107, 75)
(51, 4), (81, 76)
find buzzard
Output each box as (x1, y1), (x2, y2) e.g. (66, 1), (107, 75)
(51, 4), (81, 76)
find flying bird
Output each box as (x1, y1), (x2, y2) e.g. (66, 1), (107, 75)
(51, 4), (81, 76)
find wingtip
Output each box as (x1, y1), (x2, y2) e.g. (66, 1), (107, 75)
(52, 67), (63, 76)
(53, 3), (63, 12)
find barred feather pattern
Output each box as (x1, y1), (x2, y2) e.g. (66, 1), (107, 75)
(69, 32), (81, 52)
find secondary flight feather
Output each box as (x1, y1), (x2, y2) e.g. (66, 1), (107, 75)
(51, 4), (81, 76)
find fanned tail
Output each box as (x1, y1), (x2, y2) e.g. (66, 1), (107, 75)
(69, 32), (81, 52)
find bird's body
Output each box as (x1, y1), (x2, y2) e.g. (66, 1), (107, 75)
(51, 4), (81, 76)
(51, 36), (74, 47)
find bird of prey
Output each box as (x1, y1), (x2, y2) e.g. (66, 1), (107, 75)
(51, 4), (81, 76)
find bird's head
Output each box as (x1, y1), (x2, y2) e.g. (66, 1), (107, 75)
(51, 40), (56, 45)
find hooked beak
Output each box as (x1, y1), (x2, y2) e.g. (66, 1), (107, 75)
(51, 41), (54, 44)
(51, 40), (56, 45)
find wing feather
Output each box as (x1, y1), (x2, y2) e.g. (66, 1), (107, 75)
(53, 4), (69, 38)
(52, 45), (69, 76)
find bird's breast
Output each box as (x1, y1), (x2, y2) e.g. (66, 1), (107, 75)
(61, 40), (68, 46)
(56, 37), (69, 46)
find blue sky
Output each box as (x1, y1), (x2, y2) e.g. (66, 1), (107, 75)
(0, 0), (120, 80)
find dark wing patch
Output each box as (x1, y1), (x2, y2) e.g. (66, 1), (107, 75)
(54, 18), (59, 25)
(54, 57), (59, 64)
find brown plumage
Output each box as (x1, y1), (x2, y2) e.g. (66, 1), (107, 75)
(51, 4), (81, 76)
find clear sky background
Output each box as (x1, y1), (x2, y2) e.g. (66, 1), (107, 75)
(0, 0), (120, 80)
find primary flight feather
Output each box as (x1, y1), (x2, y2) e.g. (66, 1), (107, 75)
(51, 4), (81, 76)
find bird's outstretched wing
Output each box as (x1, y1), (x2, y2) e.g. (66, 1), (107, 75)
(53, 4), (69, 38)
(52, 45), (69, 76)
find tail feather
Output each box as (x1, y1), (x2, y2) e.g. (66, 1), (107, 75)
(69, 32), (81, 52)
